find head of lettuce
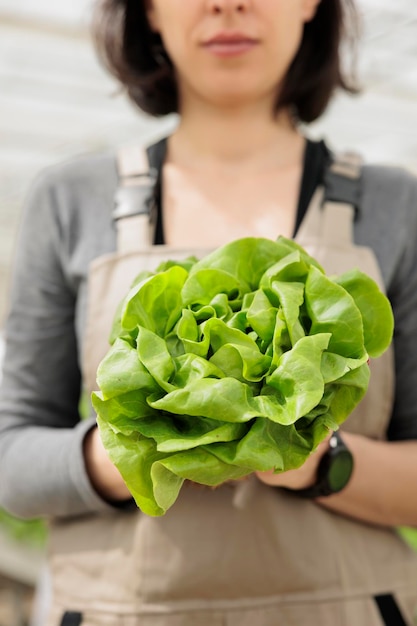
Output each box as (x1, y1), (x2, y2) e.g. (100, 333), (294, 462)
(92, 236), (393, 516)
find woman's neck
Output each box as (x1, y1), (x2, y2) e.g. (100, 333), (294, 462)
(167, 100), (304, 178)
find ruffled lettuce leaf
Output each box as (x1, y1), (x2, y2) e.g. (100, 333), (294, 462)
(94, 236), (394, 516)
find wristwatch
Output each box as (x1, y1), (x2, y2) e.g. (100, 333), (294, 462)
(286, 431), (354, 498)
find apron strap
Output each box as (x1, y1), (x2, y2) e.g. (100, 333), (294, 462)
(296, 150), (362, 249)
(324, 150), (362, 207)
(322, 150), (362, 246)
(114, 144), (157, 252)
(113, 142), (362, 253)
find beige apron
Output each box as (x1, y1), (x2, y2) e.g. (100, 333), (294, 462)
(46, 146), (417, 626)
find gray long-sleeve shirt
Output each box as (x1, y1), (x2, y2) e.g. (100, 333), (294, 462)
(1, 146), (417, 519)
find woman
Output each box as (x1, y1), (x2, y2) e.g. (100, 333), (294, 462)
(1, 0), (417, 624)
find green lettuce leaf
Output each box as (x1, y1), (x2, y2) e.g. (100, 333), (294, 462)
(94, 236), (394, 516)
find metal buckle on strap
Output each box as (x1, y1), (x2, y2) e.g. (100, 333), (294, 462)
(113, 170), (158, 221)
(324, 152), (362, 211)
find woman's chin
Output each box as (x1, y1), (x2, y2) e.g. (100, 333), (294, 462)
(198, 86), (276, 111)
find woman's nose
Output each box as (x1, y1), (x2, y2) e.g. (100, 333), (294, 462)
(208, 0), (250, 15)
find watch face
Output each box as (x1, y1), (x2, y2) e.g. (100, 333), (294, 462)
(328, 450), (354, 492)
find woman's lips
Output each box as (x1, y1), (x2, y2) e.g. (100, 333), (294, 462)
(202, 33), (259, 58)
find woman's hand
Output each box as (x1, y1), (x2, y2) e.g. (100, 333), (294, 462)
(255, 434), (331, 490)
(257, 430), (417, 528)
(83, 426), (132, 502)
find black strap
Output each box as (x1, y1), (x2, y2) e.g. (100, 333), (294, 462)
(60, 612), (83, 626)
(293, 139), (331, 234)
(374, 594), (408, 626)
(143, 136), (361, 244)
(151, 138), (331, 245)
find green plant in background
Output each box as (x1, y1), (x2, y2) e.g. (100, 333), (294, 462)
(399, 527), (417, 551)
(0, 390), (91, 548)
(0, 508), (47, 547)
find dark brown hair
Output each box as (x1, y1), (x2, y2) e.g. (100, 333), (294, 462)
(92, 0), (359, 122)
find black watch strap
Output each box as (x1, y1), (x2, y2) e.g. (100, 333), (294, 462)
(283, 431), (354, 499)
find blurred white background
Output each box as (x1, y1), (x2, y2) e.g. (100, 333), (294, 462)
(0, 0), (417, 322)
